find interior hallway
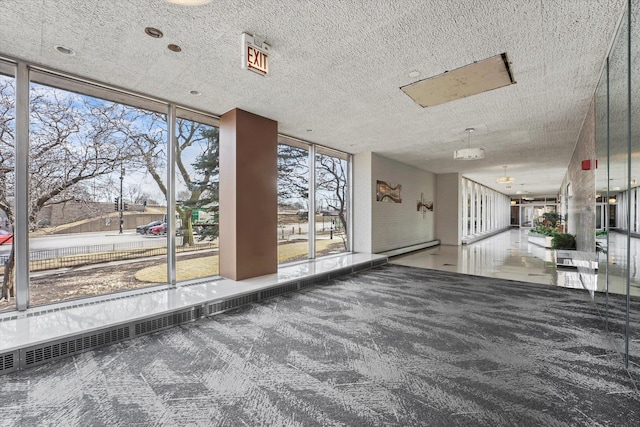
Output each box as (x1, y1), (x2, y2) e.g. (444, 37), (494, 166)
(391, 228), (640, 297)
(391, 229), (559, 286)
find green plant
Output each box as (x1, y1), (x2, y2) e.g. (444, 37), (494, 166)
(596, 230), (607, 237)
(551, 233), (576, 250)
(541, 211), (561, 226)
(530, 225), (558, 237)
(596, 241), (607, 254)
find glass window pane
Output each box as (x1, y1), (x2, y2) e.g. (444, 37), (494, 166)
(28, 81), (168, 306)
(606, 4), (630, 363)
(173, 116), (220, 281)
(0, 65), (16, 312)
(277, 143), (309, 264)
(315, 151), (349, 257)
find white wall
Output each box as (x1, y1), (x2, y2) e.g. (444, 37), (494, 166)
(353, 152), (373, 253)
(435, 173), (461, 245)
(353, 152), (436, 253)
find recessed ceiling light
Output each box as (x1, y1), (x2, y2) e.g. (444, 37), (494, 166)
(189, 90), (201, 96)
(165, 0), (212, 5)
(408, 71), (420, 78)
(54, 45), (76, 56)
(145, 27), (164, 38)
(167, 44), (182, 53)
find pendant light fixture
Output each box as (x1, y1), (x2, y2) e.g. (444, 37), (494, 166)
(453, 128), (485, 160)
(496, 165), (514, 184)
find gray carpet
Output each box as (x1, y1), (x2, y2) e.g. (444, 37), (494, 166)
(1, 265), (639, 426)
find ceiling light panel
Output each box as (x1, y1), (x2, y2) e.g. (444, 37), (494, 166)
(400, 53), (516, 108)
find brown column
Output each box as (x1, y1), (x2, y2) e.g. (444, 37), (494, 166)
(219, 108), (278, 280)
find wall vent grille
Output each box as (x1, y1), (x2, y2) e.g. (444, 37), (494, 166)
(207, 293), (259, 315)
(329, 267), (353, 279)
(300, 273), (330, 288)
(21, 326), (130, 369)
(260, 282), (299, 299)
(134, 307), (203, 336)
(4, 262), (368, 375)
(1, 352), (17, 373)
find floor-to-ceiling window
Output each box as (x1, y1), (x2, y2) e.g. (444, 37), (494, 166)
(136, 108), (220, 283)
(315, 147), (349, 257)
(510, 197), (558, 229)
(168, 110), (219, 283)
(0, 57), (353, 313)
(0, 61), (228, 312)
(461, 177), (509, 241)
(277, 140), (351, 264)
(26, 75), (169, 306)
(277, 140), (310, 264)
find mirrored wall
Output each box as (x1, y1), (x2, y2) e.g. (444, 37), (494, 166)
(595, 0), (639, 370)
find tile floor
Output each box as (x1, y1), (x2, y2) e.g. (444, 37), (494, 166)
(391, 228), (640, 298)
(391, 229), (559, 285)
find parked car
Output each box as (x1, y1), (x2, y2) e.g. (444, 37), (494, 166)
(136, 220), (163, 235)
(0, 229), (13, 245)
(149, 223), (167, 235)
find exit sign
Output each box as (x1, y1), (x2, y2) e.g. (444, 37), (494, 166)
(241, 33), (269, 76)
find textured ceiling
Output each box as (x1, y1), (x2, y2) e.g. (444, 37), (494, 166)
(0, 0), (627, 196)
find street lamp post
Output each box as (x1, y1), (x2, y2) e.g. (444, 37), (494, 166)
(119, 166), (125, 234)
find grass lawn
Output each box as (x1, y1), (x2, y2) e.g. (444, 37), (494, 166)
(135, 239), (345, 283)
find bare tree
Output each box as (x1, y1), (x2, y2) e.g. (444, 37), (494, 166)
(316, 153), (348, 249)
(129, 117), (219, 246)
(277, 144), (349, 250)
(124, 182), (158, 205)
(0, 79), (142, 301)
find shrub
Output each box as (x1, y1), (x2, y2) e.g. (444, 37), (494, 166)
(530, 225), (557, 237)
(541, 211), (561, 226)
(551, 233), (576, 250)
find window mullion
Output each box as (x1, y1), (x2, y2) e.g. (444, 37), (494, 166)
(15, 62), (30, 310)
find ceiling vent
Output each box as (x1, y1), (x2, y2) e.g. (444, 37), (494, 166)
(401, 53), (515, 108)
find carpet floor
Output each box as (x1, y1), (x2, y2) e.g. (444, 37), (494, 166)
(0, 265), (638, 426)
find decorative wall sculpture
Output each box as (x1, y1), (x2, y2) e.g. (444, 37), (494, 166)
(376, 180), (402, 203)
(417, 192), (433, 218)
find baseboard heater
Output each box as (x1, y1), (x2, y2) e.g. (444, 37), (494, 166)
(378, 240), (440, 257)
(0, 257), (388, 375)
